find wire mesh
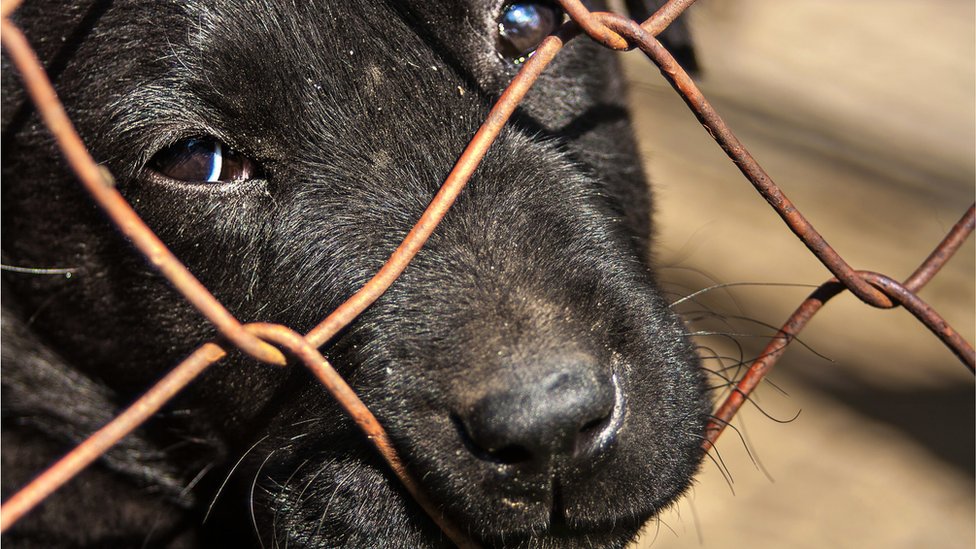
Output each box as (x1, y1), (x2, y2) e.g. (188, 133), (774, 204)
(1, 0), (972, 546)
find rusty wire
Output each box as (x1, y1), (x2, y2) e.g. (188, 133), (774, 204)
(1, 0), (973, 545)
(703, 205), (976, 450)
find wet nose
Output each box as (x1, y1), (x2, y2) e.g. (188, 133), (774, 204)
(457, 363), (620, 469)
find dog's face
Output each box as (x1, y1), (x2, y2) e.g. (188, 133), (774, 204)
(2, 1), (709, 547)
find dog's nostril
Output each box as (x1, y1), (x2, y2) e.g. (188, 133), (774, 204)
(574, 411), (614, 458)
(455, 365), (621, 469)
(452, 413), (535, 465)
(490, 445), (533, 465)
(579, 414), (610, 435)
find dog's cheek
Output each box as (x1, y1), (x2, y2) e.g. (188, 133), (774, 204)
(120, 181), (277, 310)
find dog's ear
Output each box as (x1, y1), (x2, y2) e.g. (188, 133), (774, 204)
(624, 0), (699, 74)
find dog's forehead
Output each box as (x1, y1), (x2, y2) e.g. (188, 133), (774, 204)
(191, 4), (440, 95)
(179, 1), (486, 77)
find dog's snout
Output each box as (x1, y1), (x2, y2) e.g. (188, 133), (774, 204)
(457, 360), (620, 469)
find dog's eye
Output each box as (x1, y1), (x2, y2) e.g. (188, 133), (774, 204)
(149, 138), (259, 183)
(496, 2), (563, 63)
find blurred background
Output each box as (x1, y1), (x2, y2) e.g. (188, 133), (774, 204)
(621, 1), (975, 548)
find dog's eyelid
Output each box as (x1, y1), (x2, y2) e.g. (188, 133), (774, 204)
(148, 136), (263, 184)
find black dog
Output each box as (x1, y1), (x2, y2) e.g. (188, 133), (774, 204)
(1, 1), (709, 547)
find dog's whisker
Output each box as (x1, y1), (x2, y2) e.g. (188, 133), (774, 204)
(695, 343), (749, 374)
(25, 289), (67, 327)
(312, 467), (359, 542)
(0, 263), (79, 276)
(687, 330), (788, 339)
(732, 414), (776, 483)
(250, 448), (278, 549)
(748, 400), (803, 425)
(179, 462), (216, 501)
(272, 458), (309, 548)
(296, 459), (331, 506)
(687, 431), (735, 494)
(204, 435), (269, 524)
(656, 512), (679, 540)
(695, 312), (835, 363)
(669, 280), (819, 309)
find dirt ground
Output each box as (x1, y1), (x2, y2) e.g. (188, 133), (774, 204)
(621, 2), (975, 548)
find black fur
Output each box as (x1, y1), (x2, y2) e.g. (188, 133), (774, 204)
(1, 1), (708, 547)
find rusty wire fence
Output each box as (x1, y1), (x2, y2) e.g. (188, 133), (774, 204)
(1, 0), (973, 546)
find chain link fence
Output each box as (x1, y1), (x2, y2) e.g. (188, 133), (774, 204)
(1, 0), (972, 546)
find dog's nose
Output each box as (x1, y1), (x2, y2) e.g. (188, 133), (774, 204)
(457, 363), (620, 469)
